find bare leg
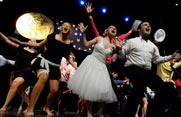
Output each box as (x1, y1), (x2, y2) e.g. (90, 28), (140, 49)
(43, 79), (59, 116)
(17, 85), (31, 113)
(17, 100), (24, 113)
(135, 103), (140, 117)
(80, 99), (86, 113)
(0, 77), (24, 112)
(76, 97), (86, 114)
(86, 101), (93, 117)
(24, 71), (48, 116)
(76, 97), (82, 114)
(141, 97), (148, 117)
(18, 85), (30, 105)
(55, 90), (61, 115)
(97, 102), (105, 117)
(17, 85), (30, 113)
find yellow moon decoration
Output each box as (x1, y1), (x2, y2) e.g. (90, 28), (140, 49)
(16, 12), (54, 40)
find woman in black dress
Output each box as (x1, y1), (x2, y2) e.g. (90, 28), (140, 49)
(0, 32), (39, 113)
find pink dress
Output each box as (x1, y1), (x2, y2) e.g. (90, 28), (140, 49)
(59, 57), (76, 82)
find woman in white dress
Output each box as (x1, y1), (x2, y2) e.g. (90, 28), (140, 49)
(68, 23), (120, 117)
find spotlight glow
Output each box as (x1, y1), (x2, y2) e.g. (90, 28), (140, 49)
(100, 6), (108, 14)
(123, 16), (131, 23)
(79, 0), (85, 6)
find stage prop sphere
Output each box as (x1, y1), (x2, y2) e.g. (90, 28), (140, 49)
(154, 29), (166, 42)
(16, 12), (54, 40)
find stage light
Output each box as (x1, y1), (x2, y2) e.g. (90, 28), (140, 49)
(57, 25), (61, 30)
(123, 16), (131, 23)
(79, 0), (86, 6)
(175, 3), (179, 6)
(100, 6), (108, 14)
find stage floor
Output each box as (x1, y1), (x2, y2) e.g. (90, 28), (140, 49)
(0, 111), (88, 117)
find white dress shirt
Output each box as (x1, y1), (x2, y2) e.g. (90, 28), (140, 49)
(118, 36), (172, 70)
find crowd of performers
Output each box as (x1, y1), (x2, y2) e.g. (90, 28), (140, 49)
(0, 2), (181, 117)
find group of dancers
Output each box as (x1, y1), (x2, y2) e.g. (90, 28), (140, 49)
(0, 2), (181, 117)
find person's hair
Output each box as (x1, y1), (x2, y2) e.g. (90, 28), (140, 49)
(137, 20), (151, 30)
(103, 25), (115, 36)
(103, 29), (108, 36)
(64, 50), (75, 60)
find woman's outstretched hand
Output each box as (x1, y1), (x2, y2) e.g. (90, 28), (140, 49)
(78, 22), (88, 33)
(85, 2), (94, 14)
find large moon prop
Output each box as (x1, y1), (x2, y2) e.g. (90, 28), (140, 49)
(16, 12), (54, 40)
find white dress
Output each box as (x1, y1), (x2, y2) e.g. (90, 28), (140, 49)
(67, 38), (117, 103)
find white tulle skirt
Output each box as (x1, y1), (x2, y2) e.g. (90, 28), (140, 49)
(67, 55), (117, 103)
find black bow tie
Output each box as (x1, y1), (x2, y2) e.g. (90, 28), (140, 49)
(142, 35), (149, 41)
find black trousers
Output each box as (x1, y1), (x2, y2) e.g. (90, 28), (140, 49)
(122, 65), (152, 117)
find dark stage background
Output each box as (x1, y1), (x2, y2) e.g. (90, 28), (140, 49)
(0, 0), (180, 109)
